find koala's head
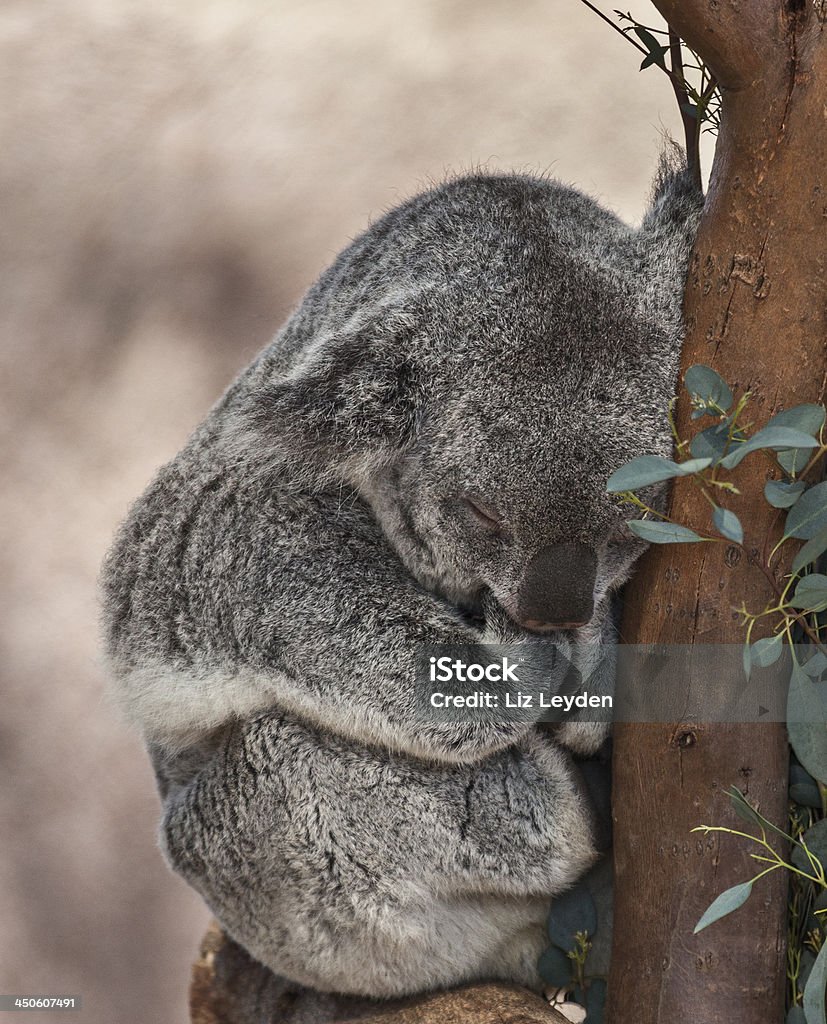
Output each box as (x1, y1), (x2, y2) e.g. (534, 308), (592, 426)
(231, 164), (702, 632)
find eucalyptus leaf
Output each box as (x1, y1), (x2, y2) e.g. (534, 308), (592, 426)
(633, 25), (663, 53)
(792, 819), (827, 874)
(712, 506), (743, 544)
(693, 881), (753, 933)
(719, 427), (819, 470)
(751, 635), (784, 668)
(793, 526), (827, 574)
(728, 786), (763, 828)
(724, 785), (788, 840)
(791, 782), (822, 808)
(800, 950), (818, 999)
(766, 403), (826, 437)
(780, 448), (815, 476)
(788, 575), (827, 613)
(787, 1007), (806, 1024)
(771, 406), (826, 478)
(640, 51), (667, 70)
(627, 520), (703, 544)
(726, 784), (789, 839)
(788, 668), (827, 782)
(765, 479), (806, 509)
(803, 935), (827, 1024)
(803, 652), (827, 679)
(786, 483), (827, 540)
(790, 764), (817, 787)
(684, 364), (733, 411)
(546, 885), (597, 952)
(606, 455), (711, 493)
(690, 423), (731, 462)
(537, 945), (572, 987)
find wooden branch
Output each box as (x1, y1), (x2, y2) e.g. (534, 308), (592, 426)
(651, 0), (786, 90)
(608, 3), (827, 1023)
(190, 922), (579, 1024)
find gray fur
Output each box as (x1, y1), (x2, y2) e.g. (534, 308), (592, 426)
(101, 160), (701, 997)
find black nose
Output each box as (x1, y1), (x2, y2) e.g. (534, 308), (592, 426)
(516, 542), (596, 632)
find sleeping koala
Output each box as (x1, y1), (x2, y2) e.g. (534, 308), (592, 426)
(101, 158), (701, 997)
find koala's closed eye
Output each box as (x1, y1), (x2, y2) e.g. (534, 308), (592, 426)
(463, 496), (509, 537)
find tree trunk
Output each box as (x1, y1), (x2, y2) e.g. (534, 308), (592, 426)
(189, 922), (575, 1024)
(608, 3), (827, 1023)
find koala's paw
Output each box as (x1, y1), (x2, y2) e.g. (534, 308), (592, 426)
(550, 720), (611, 757)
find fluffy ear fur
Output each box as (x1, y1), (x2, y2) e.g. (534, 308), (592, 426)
(636, 147), (704, 328)
(223, 306), (423, 480)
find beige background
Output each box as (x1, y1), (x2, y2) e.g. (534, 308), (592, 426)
(0, 2), (690, 1021)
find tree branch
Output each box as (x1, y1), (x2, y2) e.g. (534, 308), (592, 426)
(650, 0), (783, 90)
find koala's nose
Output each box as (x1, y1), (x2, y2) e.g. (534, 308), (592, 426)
(515, 542), (596, 632)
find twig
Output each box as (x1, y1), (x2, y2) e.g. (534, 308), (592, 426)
(667, 30), (702, 190)
(577, 0), (653, 58)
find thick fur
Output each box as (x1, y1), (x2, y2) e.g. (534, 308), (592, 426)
(101, 160), (701, 996)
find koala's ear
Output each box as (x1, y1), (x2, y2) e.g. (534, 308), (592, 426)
(225, 312), (421, 476)
(636, 147), (704, 324)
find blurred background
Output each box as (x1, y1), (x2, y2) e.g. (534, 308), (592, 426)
(0, 1), (686, 1021)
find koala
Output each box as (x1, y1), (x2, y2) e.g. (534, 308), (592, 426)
(101, 157), (701, 998)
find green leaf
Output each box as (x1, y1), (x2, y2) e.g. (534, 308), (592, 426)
(787, 482), (827, 540)
(792, 819), (827, 874)
(771, 405), (826, 477)
(690, 422), (735, 462)
(791, 764), (816, 786)
(726, 784), (790, 839)
(719, 427), (819, 470)
(606, 455), (711, 493)
(640, 51), (668, 70)
(694, 881), (753, 933)
(788, 1006), (806, 1024)
(793, 526), (827, 573)
(751, 634), (784, 668)
(803, 652), (827, 679)
(800, 950), (818, 995)
(685, 364), (733, 411)
(537, 945), (572, 987)
(788, 575), (827, 613)
(712, 506), (743, 544)
(633, 25), (669, 70)
(780, 448), (816, 476)
(728, 786), (763, 827)
(547, 885), (597, 951)
(627, 520), (704, 544)
(766, 403), (826, 437)
(788, 667), (827, 782)
(586, 978), (607, 1024)
(633, 25), (663, 53)
(803, 935), (827, 1024)
(765, 479), (806, 509)
(791, 782), (823, 808)
(673, 458), (714, 476)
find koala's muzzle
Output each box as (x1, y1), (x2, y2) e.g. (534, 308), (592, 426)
(516, 542), (596, 632)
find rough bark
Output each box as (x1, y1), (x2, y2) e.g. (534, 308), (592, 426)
(608, 2), (827, 1023)
(190, 921), (574, 1024)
